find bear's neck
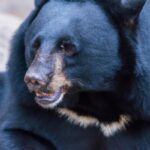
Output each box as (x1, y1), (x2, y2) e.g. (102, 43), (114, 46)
(123, 20), (150, 120)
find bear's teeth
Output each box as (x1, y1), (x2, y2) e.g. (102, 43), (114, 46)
(36, 92), (54, 97)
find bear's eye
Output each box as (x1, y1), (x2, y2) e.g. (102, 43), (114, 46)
(32, 38), (41, 50)
(60, 40), (77, 56)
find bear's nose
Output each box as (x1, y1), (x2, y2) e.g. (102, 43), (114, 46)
(24, 73), (47, 92)
(24, 75), (46, 86)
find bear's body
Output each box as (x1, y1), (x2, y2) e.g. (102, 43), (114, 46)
(0, 0), (150, 149)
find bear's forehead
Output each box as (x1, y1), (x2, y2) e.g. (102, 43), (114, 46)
(39, 0), (106, 20)
(25, 0), (117, 47)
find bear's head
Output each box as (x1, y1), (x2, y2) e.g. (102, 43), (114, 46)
(23, 0), (146, 121)
(24, 0), (122, 108)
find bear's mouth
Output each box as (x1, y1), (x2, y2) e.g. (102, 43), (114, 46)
(35, 87), (65, 108)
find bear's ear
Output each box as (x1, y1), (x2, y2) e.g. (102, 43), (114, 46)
(34, 0), (48, 7)
(105, 0), (146, 27)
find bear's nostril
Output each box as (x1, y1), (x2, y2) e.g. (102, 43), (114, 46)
(24, 76), (31, 84)
(29, 79), (36, 84)
(36, 80), (46, 86)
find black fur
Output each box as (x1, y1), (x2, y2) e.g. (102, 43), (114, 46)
(0, 72), (6, 103)
(0, 0), (150, 149)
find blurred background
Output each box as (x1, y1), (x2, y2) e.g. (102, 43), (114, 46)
(0, 0), (33, 19)
(0, 0), (34, 71)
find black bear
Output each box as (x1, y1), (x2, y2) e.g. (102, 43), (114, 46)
(0, 72), (6, 102)
(0, 0), (150, 149)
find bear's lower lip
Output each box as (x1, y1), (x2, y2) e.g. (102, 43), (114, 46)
(35, 88), (65, 108)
